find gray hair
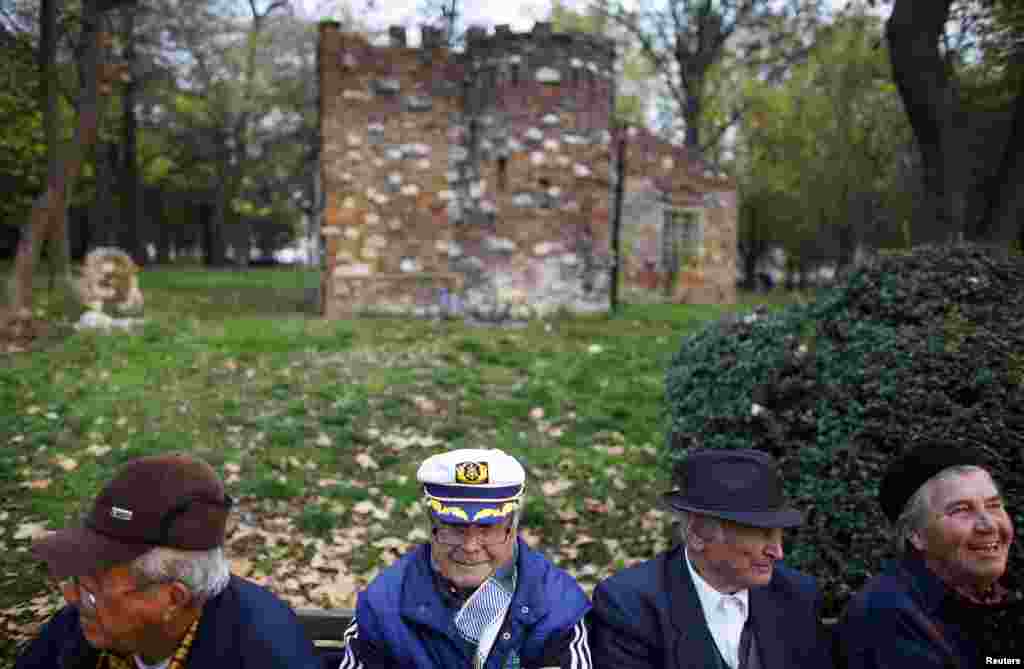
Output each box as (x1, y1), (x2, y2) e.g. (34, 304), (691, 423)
(674, 510), (726, 549)
(129, 546), (231, 600)
(892, 465), (991, 554)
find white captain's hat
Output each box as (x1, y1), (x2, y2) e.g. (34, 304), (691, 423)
(417, 448), (526, 525)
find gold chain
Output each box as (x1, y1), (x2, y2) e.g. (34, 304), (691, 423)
(100, 615), (201, 669)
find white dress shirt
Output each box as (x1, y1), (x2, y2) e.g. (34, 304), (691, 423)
(685, 548), (749, 669)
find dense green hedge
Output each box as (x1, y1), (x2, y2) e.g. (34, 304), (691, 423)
(665, 244), (1024, 616)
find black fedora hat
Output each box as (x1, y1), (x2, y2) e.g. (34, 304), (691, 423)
(662, 449), (803, 528)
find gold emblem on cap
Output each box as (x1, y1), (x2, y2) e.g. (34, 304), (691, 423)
(455, 461), (489, 484)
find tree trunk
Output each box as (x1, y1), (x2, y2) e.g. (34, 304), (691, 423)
(90, 143), (117, 245)
(885, 0), (965, 244)
(9, 3), (109, 315)
(976, 80), (1024, 245)
(609, 128), (626, 312)
(201, 199), (222, 266)
(32, 0), (75, 310)
(236, 217), (252, 267)
(39, 0), (58, 183)
(119, 3), (144, 264)
(209, 172), (230, 266)
(152, 188), (171, 264)
(739, 204), (759, 291)
(684, 91), (701, 151)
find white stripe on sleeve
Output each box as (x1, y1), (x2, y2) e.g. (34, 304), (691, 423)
(338, 618), (364, 669)
(569, 618), (592, 669)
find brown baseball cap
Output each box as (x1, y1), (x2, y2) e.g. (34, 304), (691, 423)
(32, 453), (233, 579)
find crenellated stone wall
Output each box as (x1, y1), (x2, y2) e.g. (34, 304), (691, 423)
(318, 21), (736, 320)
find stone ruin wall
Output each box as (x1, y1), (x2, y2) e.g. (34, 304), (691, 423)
(318, 21), (736, 319)
(620, 128), (738, 305)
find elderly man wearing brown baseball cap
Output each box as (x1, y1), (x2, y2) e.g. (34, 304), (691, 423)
(16, 453), (321, 669)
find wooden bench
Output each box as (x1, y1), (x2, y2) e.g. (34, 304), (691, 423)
(297, 608), (354, 649)
(297, 608), (838, 652)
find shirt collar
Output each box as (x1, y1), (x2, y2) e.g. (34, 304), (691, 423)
(685, 546), (749, 615)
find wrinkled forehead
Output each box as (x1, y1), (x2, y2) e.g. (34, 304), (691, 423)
(928, 468), (1000, 508)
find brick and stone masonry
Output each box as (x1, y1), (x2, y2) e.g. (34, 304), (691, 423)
(318, 21), (737, 320)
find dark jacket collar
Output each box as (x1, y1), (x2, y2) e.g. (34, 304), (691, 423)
(665, 545), (792, 669)
(664, 545), (724, 669)
(898, 551), (959, 615)
(748, 576), (786, 669)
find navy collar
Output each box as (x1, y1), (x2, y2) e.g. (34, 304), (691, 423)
(898, 551), (960, 615)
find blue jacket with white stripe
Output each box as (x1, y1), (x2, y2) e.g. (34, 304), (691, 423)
(337, 538), (592, 669)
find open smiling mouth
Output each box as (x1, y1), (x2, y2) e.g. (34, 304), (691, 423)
(969, 542), (1003, 554)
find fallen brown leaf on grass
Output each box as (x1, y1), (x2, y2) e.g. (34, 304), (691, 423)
(412, 395), (438, 414)
(309, 573), (358, 608)
(13, 522), (50, 541)
(640, 509), (667, 531)
(541, 479), (573, 496)
(352, 500), (391, 521)
(355, 453), (379, 470)
(556, 507), (579, 522)
(89, 445), (113, 458)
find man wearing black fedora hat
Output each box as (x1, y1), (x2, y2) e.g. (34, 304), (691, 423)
(588, 449), (830, 669)
(16, 453), (320, 669)
(835, 441), (1022, 669)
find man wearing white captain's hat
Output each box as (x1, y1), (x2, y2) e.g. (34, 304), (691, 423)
(336, 448), (592, 669)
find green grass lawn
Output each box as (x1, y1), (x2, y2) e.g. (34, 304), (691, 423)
(0, 265), (800, 664)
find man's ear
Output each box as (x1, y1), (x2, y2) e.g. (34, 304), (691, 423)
(165, 581), (194, 612)
(908, 530), (926, 552)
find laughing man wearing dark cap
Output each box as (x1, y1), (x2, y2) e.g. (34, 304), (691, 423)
(16, 453), (320, 669)
(588, 448), (830, 669)
(835, 441), (1021, 669)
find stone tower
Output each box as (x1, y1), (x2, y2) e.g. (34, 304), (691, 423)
(318, 21), (736, 320)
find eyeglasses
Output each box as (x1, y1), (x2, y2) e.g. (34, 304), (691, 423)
(62, 577), (101, 615)
(61, 576), (164, 616)
(432, 522), (513, 546)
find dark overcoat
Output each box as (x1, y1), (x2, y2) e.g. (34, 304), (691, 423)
(835, 553), (1024, 669)
(16, 575), (322, 669)
(587, 545), (831, 669)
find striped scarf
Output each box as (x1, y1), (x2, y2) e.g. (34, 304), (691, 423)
(452, 545), (519, 669)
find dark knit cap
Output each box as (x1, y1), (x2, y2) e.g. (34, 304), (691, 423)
(879, 441), (987, 523)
